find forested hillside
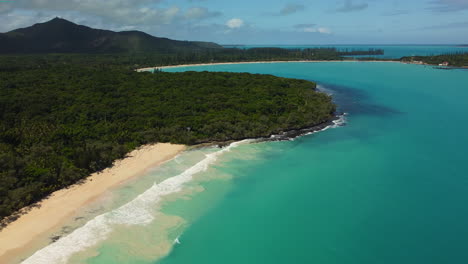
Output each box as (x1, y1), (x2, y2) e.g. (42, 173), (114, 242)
(0, 18), (222, 54)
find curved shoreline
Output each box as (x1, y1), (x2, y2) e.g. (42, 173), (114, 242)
(1, 61), (341, 263)
(2, 60), (380, 263)
(136, 60), (401, 71)
(0, 143), (185, 263)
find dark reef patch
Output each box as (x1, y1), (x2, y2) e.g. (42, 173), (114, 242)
(316, 82), (402, 117)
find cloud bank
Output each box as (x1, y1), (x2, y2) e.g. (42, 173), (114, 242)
(279, 3), (306, 15)
(335, 0), (368, 12)
(429, 0), (468, 12)
(0, 0), (222, 31)
(226, 18), (244, 29)
(294, 24), (332, 34)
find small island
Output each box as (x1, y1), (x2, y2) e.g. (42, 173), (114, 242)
(401, 53), (468, 67)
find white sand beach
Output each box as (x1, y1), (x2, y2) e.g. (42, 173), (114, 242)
(0, 143), (185, 263)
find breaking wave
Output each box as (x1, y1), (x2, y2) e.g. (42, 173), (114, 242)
(23, 140), (250, 264)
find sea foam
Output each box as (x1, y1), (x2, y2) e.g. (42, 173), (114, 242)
(22, 140), (250, 264)
(297, 113), (347, 139)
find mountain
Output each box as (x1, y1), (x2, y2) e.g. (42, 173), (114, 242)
(0, 17), (223, 54)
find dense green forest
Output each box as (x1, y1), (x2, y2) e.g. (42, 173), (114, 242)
(0, 16), (371, 222)
(0, 16), (377, 225)
(0, 46), (383, 71)
(401, 52), (468, 67)
(0, 63), (335, 221)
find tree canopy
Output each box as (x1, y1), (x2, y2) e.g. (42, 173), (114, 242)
(401, 52), (468, 67)
(0, 63), (335, 221)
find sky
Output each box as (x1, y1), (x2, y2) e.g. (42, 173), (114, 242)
(1, 0), (468, 44)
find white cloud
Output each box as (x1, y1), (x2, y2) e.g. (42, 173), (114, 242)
(303, 27), (331, 34)
(335, 0), (368, 12)
(0, 0), (224, 32)
(163, 7), (180, 24)
(0, 0), (176, 25)
(317, 27), (331, 34)
(0, 11), (52, 32)
(302, 27), (316, 32)
(226, 18), (244, 29)
(295, 24), (332, 34)
(0, 3), (12, 14)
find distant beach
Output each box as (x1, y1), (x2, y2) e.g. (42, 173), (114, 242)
(136, 60), (400, 72)
(136, 59), (468, 72)
(0, 143), (185, 263)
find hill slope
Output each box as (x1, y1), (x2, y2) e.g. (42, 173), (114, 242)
(0, 18), (222, 54)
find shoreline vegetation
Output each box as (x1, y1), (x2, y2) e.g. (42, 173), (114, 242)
(401, 53), (468, 68)
(0, 114), (344, 263)
(2, 18), (467, 263)
(135, 53), (468, 72)
(136, 60), (400, 72)
(1, 36), (466, 260)
(1, 54), (466, 261)
(0, 64), (336, 224)
(0, 47), (385, 71)
(0, 143), (185, 264)
(1, 27), (374, 258)
(0, 54), (338, 260)
(1, 55), (465, 260)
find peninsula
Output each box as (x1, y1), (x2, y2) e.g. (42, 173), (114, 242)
(401, 53), (468, 67)
(0, 18), (344, 259)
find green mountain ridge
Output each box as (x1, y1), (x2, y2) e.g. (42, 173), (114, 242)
(0, 17), (223, 54)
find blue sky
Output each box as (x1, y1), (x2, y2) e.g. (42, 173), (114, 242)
(1, 0), (468, 44)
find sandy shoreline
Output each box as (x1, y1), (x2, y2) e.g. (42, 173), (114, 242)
(136, 60), (400, 71)
(0, 143), (185, 263)
(136, 60), (468, 73)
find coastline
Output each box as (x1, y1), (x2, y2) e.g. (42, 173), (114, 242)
(136, 60), (468, 73)
(136, 60), (400, 71)
(198, 114), (345, 148)
(0, 143), (186, 263)
(2, 60), (343, 263)
(3, 63), (345, 262)
(2, 59), (439, 262)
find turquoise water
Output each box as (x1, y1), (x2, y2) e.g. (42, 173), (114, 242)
(224, 45), (468, 59)
(22, 62), (468, 264)
(160, 62), (468, 263)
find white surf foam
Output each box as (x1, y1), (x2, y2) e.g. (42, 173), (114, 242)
(22, 140), (250, 264)
(300, 113), (347, 138)
(269, 112), (347, 141)
(316, 84), (334, 96)
(330, 112), (347, 128)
